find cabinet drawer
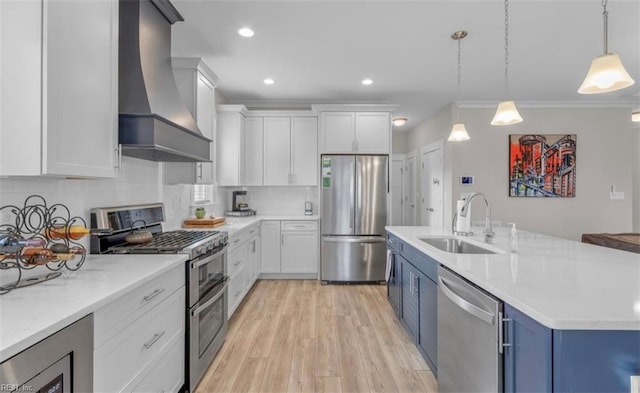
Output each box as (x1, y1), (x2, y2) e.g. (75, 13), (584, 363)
(229, 230), (249, 252)
(228, 246), (247, 277)
(228, 266), (248, 317)
(131, 334), (184, 393)
(387, 233), (400, 252)
(94, 265), (184, 348)
(401, 242), (438, 283)
(94, 288), (185, 393)
(281, 220), (317, 231)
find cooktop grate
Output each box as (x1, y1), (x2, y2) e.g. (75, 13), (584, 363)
(108, 230), (220, 254)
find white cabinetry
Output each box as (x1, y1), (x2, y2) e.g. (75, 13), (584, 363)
(260, 220), (318, 277)
(0, 0), (118, 178)
(165, 58), (218, 184)
(263, 116), (318, 186)
(244, 117), (264, 186)
(93, 265), (185, 393)
(316, 105), (396, 154)
(217, 105), (248, 186)
(227, 223), (261, 317)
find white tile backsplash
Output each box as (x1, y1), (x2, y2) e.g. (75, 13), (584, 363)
(0, 157), (221, 245)
(224, 186), (319, 215)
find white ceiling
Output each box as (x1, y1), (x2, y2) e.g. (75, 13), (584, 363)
(171, 0), (640, 131)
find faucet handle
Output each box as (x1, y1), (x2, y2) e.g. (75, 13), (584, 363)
(483, 230), (495, 244)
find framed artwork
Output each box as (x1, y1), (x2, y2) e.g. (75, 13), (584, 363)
(509, 134), (576, 197)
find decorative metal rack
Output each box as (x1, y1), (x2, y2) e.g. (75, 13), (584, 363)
(0, 195), (87, 295)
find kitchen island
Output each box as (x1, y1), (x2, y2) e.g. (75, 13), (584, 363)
(386, 226), (640, 392)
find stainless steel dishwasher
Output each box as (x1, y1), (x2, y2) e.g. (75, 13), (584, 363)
(437, 266), (505, 393)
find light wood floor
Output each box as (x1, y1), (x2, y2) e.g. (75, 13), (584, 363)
(195, 280), (437, 393)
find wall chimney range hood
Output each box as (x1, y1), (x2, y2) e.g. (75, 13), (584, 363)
(119, 0), (211, 162)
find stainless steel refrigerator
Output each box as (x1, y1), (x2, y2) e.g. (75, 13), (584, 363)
(321, 155), (388, 282)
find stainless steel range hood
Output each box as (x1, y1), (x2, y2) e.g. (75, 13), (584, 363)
(119, 0), (211, 162)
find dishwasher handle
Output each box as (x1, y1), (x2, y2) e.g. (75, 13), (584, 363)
(439, 276), (495, 325)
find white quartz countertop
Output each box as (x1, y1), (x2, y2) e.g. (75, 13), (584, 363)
(181, 214), (320, 236)
(386, 226), (640, 331)
(0, 254), (187, 362)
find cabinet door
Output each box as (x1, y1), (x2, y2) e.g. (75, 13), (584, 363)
(281, 231), (318, 273)
(263, 117), (291, 186)
(401, 257), (419, 340)
(504, 304), (552, 393)
(291, 117), (318, 186)
(355, 112), (390, 154)
(244, 117), (264, 186)
(418, 272), (438, 373)
(195, 72), (215, 184)
(248, 235), (260, 284)
(320, 112), (355, 153)
(217, 111), (244, 186)
(44, 0), (117, 177)
(260, 221), (281, 273)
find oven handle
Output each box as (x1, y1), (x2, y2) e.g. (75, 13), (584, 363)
(191, 277), (229, 317)
(190, 246), (228, 270)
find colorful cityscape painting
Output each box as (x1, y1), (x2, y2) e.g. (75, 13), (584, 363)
(509, 134), (576, 197)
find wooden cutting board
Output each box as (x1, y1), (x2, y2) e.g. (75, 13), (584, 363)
(182, 217), (226, 228)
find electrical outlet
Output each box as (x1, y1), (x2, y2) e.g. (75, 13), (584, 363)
(610, 191), (625, 200)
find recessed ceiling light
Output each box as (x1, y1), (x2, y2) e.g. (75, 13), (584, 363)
(263, 78), (275, 85)
(361, 78), (373, 86)
(238, 27), (254, 38)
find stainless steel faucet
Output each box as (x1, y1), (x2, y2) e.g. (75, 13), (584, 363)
(459, 192), (495, 244)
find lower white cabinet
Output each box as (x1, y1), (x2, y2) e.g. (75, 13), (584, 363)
(93, 265), (185, 393)
(227, 223), (261, 318)
(260, 220), (318, 277)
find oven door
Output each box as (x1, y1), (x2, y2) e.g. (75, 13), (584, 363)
(188, 246), (227, 308)
(188, 277), (229, 391)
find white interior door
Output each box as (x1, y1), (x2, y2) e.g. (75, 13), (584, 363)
(421, 142), (444, 227)
(390, 157), (404, 225)
(403, 154), (417, 226)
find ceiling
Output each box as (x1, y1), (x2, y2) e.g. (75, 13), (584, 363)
(171, 0), (640, 131)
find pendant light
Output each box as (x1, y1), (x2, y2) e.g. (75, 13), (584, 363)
(448, 31), (470, 142)
(491, 0), (523, 126)
(578, 0), (635, 94)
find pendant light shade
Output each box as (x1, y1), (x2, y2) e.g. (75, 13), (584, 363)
(448, 31), (470, 142)
(492, 0), (523, 126)
(578, 53), (635, 94)
(448, 123), (470, 141)
(632, 111), (640, 123)
(491, 100), (523, 126)
(578, 0), (635, 94)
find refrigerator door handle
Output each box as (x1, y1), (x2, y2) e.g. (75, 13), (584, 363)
(323, 236), (386, 243)
(349, 160), (355, 230)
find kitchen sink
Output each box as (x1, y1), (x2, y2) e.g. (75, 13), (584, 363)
(418, 236), (499, 254)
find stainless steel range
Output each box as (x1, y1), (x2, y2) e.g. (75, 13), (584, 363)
(90, 203), (228, 393)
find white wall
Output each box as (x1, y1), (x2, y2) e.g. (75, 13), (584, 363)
(0, 157), (225, 247)
(404, 105), (635, 240)
(633, 124), (640, 232)
(392, 132), (407, 154)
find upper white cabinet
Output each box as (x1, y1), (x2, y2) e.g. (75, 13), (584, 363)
(315, 105), (397, 155)
(217, 108), (317, 187)
(217, 105), (247, 186)
(244, 117), (264, 186)
(262, 116), (318, 186)
(0, 0), (118, 178)
(165, 58), (218, 184)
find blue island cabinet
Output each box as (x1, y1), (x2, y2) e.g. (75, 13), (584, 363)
(504, 304), (640, 392)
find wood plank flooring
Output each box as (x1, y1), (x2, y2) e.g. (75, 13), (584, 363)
(195, 280), (437, 393)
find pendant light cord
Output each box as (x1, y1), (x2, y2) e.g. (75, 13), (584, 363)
(456, 37), (462, 121)
(504, 0), (510, 98)
(602, 0), (609, 54)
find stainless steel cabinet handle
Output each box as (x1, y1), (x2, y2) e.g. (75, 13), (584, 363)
(233, 238), (240, 244)
(409, 272), (414, 294)
(143, 331), (165, 350)
(197, 163), (203, 180)
(426, 208), (434, 212)
(281, 234), (284, 245)
(439, 277), (495, 325)
(142, 288), (165, 302)
(234, 260), (241, 266)
(499, 312), (511, 354)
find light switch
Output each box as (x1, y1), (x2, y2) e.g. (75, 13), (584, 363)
(610, 185), (625, 200)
